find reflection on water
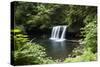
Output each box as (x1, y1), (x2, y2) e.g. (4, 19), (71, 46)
(33, 39), (79, 61)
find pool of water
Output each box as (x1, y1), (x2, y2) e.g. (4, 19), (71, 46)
(32, 38), (79, 61)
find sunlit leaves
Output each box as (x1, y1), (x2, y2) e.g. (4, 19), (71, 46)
(64, 50), (96, 62)
(82, 19), (97, 53)
(14, 43), (55, 65)
(12, 28), (22, 33)
(12, 28), (55, 65)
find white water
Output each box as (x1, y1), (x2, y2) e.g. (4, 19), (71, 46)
(50, 26), (67, 41)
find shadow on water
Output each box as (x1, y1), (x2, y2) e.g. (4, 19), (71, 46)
(32, 39), (79, 61)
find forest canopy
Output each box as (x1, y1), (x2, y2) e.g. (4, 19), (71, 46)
(14, 2), (96, 32)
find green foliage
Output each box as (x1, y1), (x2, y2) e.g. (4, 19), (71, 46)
(14, 2), (96, 31)
(65, 14), (97, 62)
(14, 43), (55, 65)
(12, 28), (29, 50)
(69, 44), (83, 57)
(14, 2), (60, 29)
(81, 16), (97, 53)
(64, 50), (97, 62)
(12, 28), (55, 65)
(14, 1), (97, 30)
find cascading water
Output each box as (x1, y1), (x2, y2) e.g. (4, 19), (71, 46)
(50, 26), (67, 41)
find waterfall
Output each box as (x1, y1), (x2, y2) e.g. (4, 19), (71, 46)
(50, 26), (67, 41)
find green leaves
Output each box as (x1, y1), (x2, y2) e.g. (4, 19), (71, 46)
(14, 43), (55, 65)
(64, 50), (97, 63)
(81, 19), (97, 53)
(12, 28), (55, 65)
(64, 5), (97, 63)
(12, 28), (22, 33)
(14, 1), (97, 33)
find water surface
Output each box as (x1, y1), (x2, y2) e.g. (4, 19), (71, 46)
(32, 39), (79, 61)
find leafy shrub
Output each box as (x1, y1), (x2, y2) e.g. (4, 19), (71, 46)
(64, 15), (97, 63)
(64, 49), (97, 63)
(12, 28), (55, 65)
(81, 16), (97, 53)
(68, 44), (83, 57)
(12, 28), (29, 50)
(14, 43), (55, 65)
